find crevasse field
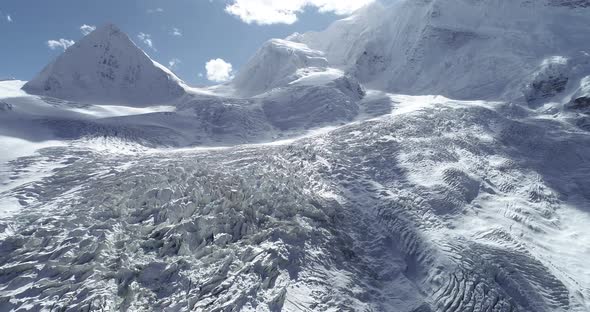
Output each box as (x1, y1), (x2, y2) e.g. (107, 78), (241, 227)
(1, 0), (590, 311)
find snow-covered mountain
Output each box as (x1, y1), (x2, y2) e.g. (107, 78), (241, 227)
(292, 0), (590, 101)
(22, 24), (186, 105)
(12, 25), (367, 146)
(232, 39), (329, 96)
(2, 1), (590, 312)
(227, 38), (367, 130)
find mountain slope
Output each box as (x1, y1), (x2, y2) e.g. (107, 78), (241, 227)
(293, 0), (590, 100)
(22, 24), (186, 105)
(232, 39), (329, 97)
(2, 96), (590, 311)
(2, 2), (590, 311)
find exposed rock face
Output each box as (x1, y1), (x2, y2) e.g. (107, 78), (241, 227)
(0, 101), (13, 111)
(571, 96), (590, 109)
(549, 0), (590, 7)
(22, 24), (186, 105)
(523, 56), (570, 104)
(566, 76), (590, 110)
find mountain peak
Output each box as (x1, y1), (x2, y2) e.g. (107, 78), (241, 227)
(98, 23), (120, 32)
(22, 24), (185, 105)
(86, 23), (123, 38)
(232, 39), (328, 96)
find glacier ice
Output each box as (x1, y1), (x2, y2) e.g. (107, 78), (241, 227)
(1, 1), (590, 311)
(2, 97), (590, 310)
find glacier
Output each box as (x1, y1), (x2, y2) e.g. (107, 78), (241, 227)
(1, 1), (590, 311)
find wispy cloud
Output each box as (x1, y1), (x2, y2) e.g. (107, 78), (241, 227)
(137, 32), (155, 50)
(147, 8), (164, 14)
(47, 39), (75, 51)
(205, 58), (234, 83)
(80, 24), (96, 36)
(6, 14), (12, 23)
(168, 58), (181, 70)
(225, 0), (374, 25)
(171, 28), (182, 37)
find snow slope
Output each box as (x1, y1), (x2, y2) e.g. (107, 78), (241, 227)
(293, 0), (590, 100)
(6, 27), (369, 148)
(232, 39), (329, 97)
(2, 3), (590, 312)
(1, 77), (362, 150)
(0, 85), (271, 148)
(1, 96), (590, 311)
(22, 24), (186, 105)
(228, 38), (367, 130)
(257, 72), (365, 130)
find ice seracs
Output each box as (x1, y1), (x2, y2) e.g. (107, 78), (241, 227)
(22, 24), (186, 106)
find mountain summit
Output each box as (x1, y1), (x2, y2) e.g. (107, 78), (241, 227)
(22, 24), (186, 105)
(231, 39), (329, 96)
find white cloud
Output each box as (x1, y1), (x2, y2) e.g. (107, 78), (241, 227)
(80, 24), (96, 36)
(137, 32), (155, 50)
(171, 28), (182, 37)
(147, 8), (164, 14)
(225, 0), (375, 25)
(47, 39), (75, 51)
(205, 58), (234, 83)
(168, 58), (181, 70)
(6, 15), (12, 22)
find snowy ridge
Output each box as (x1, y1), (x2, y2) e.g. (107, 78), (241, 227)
(22, 24), (186, 105)
(232, 39), (329, 97)
(293, 0), (590, 100)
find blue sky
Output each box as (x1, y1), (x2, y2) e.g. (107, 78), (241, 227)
(0, 0), (373, 86)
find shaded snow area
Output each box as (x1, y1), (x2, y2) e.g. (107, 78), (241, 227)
(0, 69), (364, 148)
(1, 95), (590, 311)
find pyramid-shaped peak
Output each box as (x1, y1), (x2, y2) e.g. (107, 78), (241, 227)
(22, 24), (185, 105)
(72, 24), (141, 56)
(97, 23), (121, 32)
(84, 23), (125, 40)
